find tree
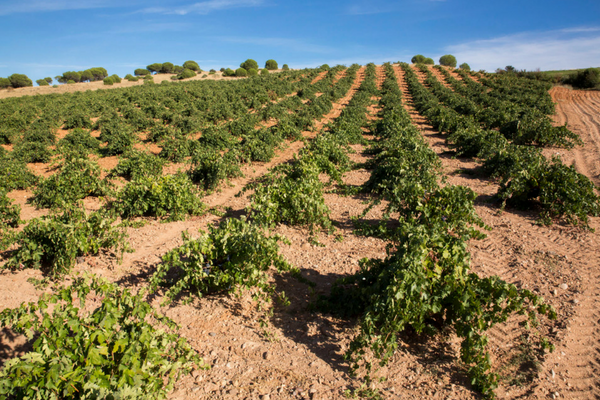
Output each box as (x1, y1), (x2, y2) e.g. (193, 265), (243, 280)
(423, 58), (435, 65)
(240, 59), (258, 71)
(9, 74), (33, 88)
(173, 65), (184, 74)
(36, 79), (49, 86)
(459, 63), (471, 71)
(0, 78), (10, 89)
(411, 54), (427, 64)
(80, 70), (94, 82)
(88, 68), (108, 81)
(439, 54), (457, 68)
(265, 59), (278, 70)
(247, 68), (258, 76)
(161, 62), (174, 74)
(176, 69), (196, 80)
(110, 74), (121, 83)
(62, 71), (82, 83)
(261, 68), (269, 75)
(44, 77), (53, 84)
(124, 74), (139, 82)
(183, 60), (200, 71)
(235, 68), (248, 77)
(147, 63), (163, 74)
(223, 68), (235, 77)
(103, 77), (114, 85)
(282, 64), (289, 71)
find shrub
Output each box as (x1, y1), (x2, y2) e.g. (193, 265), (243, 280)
(176, 68), (196, 80)
(439, 54), (457, 68)
(67, 80), (76, 84)
(57, 128), (101, 155)
(103, 77), (114, 85)
(115, 173), (205, 221)
(44, 77), (53, 84)
(36, 79), (49, 86)
(134, 68), (150, 76)
(0, 275), (204, 398)
(240, 59), (259, 71)
(61, 71), (82, 83)
(223, 68), (235, 77)
(109, 74), (121, 83)
(189, 148), (242, 191)
(8, 74), (33, 88)
(282, 64), (289, 71)
(151, 217), (295, 305)
(161, 62), (175, 73)
(183, 60), (201, 71)
(567, 68), (600, 89)
(319, 64), (330, 71)
(110, 150), (166, 180)
(459, 62), (471, 71)
(0, 190), (21, 229)
(124, 73), (139, 82)
(147, 63), (163, 74)
(261, 68), (269, 75)
(236, 68), (248, 77)
(4, 207), (125, 275)
(423, 57), (435, 65)
(0, 78), (10, 89)
(99, 121), (135, 155)
(209, 69), (216, 73)
(220, 67), (225, 72)
(247, 68), (258, 76)
(173, 65), (184, 74)
(13, 142), (53, 163)
(63, 110), (92, 130)
(80, 69), (93, 82)
(265, 59), (278, 70)
(0, 153), (38, 191)
(32, 158), (112, 209)
(88, 67), (108, 81)
(411, 54), (426, 64)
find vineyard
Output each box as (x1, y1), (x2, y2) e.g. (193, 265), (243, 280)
(0, 63), (599, 399)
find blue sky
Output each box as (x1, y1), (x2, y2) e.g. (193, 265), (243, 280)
(1, 0), (599, 84)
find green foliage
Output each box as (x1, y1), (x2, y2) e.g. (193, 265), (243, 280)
(0, 190), (20, 228)
(411, 54), (427, 64)
(282, 64), (289, 71)
(147, 63), (163, 74)
(8, 74), (33, 88)
(247, 68), (258, 77)
(110, 74), (121, 83)
(32, 158), (111, 209)
(265, 59), (278, 70)
(566, 68), (600, 89)
(0, 153), (38, 191)
(222, 68), (235, 77)
(57, 128), (101, 156)
(236, 68), (248, 77)
(3, 207), (128, 276)
(110, 150), (166, 180)
(103, 77), (114, 85)
(125, 74), (139, 82)
(423, 57), (435, 65)
(189, 149), (242, 191)
(0, 275), (205, 398)
(240, 59), (259, 71)
(0, 78), (10, 89)
(36, 79), (49, 86)
(134, 68), (151, 76)
(63, 110), (92, 130)
(67, 80), (76, 85)
(161, 62), (174, 74)
(261, 68), (269, 75)
(459, 63), (471, 71)
(175, 68), (196, 80)
(99, 121), (135, 155)
(44, 77), (53, 84)
(183, 60), (200, 71)
(115, 173), (205, 221)
(439, 54), (458, 68)
(13, 141), (53, 163)
(151, 216), (294, 304)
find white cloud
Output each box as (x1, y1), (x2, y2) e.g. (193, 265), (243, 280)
(446, 27), (600, 71)
(0, 0), (133, 15)
(140, 0), (264, 15)
(216, 36), (335, 54)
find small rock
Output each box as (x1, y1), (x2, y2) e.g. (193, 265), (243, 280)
(209, 332), (217, 337)
(559, 283), (568, 290)
(573, 299), (579, 304)
(263, 351), (271, 360)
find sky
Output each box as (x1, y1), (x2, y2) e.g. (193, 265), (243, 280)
(1, 0), (599, 84)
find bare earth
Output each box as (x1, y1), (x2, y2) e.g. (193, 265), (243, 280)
(1, 67), (600, 400)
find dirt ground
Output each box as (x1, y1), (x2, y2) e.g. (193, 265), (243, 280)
(1, 66), (600, 399)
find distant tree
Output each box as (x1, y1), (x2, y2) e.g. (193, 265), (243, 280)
(209, 69), (216, 73)
(265, 59), (278, 70)
(567, 68), (600, 89)
(505, 65), (516, 73)
(235, 68), (248, 77)
(439, 54), (457, 68)
(172, 65), (184, 74)
(36, 79), (49, 86)
(161, 62), (174, 74)
(147, 63), (163, 74)
(459, 63), (471, 71)
(80, 70), (94, 82)
(0, 78), (10, 89)
(247, 68), (258, 76)
(9, 74), (33, 88)
(110, 74), (121, 83)
(88, 68), (108, 81)
(176, 69), (196, 80)
(282, 64), (289, 71)
(44, 77), (53, 84)
(62, 71), (82, 83)
(423, 58), (435, 65)
(124, 74), (139, 82)
(67, 80), (76, 84)
(319, 64), (330, 71)
(223, 68), (235, 77)
(183, 60), (200, 71)
(240, 59), (258, 71)
(103, 77), (114, 85)
(411, 55), (426, 64)
(220, 67), (225, 72)
(261, 68), (269, 75)
(134, 68), (150, 76)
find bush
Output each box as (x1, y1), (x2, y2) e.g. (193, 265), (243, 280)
(567, 68), (600, 89)
(0, 153), (38, 191)
(80, 70), (93, 82)
(13, 142), (53, 163)
(124, 74), (139, 82)
(151, 217), (294, 304)
(240, 59), (259, 71)
(183, 60), (201, 71)
(161, 62), (175, 73)
(0, 78), (10, 89)
(99, 121), (135, 156)
(60, 71), (81, 83)
(265, 59), (278, 70)
(236, 68), (248, 77)
(223, 68), (236, 77)
(0, 190), (21, 229)
(103, 77), (114, 85)
(0, 275), (204, 398)
(58, 128), (101, 155)
(439, 54), (457, 68)
(147, 63), (163, 74)
(88, 67), (108, 81)
(4, 208), (127, 276)
(63, 110), (92, 130)
(67, 80), (76, 84)
(282, 64), (289, 71)
(8, 74), (33, 88)
(173, 65), (184, 74)
(115, 173), (205, 221)
(411, 54), (427, 64)
(261, 68), (269, 75)
(209, 69), (216, 73)
(110, 150), (166, 180)
(176, 68), (196, 80)
(319, 64), (330, 71)
(32, 158), (112, 209)
(459, 62), (471, 71)
(110, 74), (121, 83)
(247, 68), (258, 76)
(220, 67), (225, 72)
(134, 68), (151, 76)
(44, 77), (53, 84)
(423, 57), (435, 65)
(189, 148), (242, 191)
(36, 79), (49, 86)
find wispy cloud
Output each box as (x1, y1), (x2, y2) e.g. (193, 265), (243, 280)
(446, 27), (600, 71)
(110, 22), (192, 34)
(0, 0), (134, 15)
(139, 0), (264, 15)
(216, 36), (334, 54)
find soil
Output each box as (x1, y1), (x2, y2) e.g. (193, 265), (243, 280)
(1, 65), (600, 400)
